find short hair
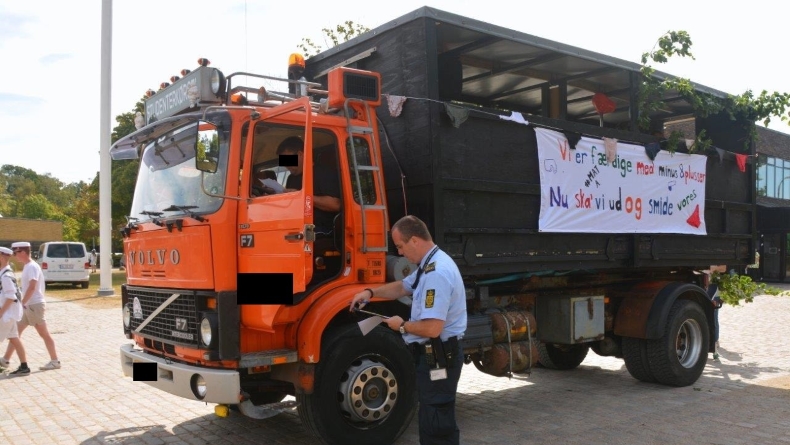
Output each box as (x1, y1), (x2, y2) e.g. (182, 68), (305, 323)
(392, 215), (432, 242)
(276, 136), (304, 155)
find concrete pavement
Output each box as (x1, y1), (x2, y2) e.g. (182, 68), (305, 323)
(1, 287), (789, 445)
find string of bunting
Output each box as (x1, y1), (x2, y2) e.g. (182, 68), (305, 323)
(383, 94), (756, 173)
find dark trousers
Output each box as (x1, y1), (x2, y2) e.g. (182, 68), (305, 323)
(414, 343), (463, 445)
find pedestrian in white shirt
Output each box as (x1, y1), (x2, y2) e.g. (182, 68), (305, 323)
(0, 246), (29, 376)
(0, 242), (61, 371)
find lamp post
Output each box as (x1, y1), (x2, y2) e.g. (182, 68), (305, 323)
(98, 0), (113, 296)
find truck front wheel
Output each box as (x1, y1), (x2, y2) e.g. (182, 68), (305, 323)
(536, 343), (589, 370)
(297, 324), (417, 445)
(646, 300), (709, 387)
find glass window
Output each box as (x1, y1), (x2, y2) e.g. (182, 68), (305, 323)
(130, 115), (230, 221)
(760, 155), (790, 200)
(69, 244), (86, 258)
(757, 163), (767, 197)
(346, 137), (377, 205)
(47, 244), (68, 258)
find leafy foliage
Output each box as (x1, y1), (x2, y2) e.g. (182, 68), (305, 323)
(298, 21), (370, 58)
(640, 31), (790, 152)
(712, 272), (782, 306)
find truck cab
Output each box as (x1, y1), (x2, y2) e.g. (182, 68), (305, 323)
(113, 58), (414, 444)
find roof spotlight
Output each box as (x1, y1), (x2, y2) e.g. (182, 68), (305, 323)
(180, 69), (191, 76)
(198, 58), (210, 67)
(160, 82), (170, 90)
(170, 76), (180, 83)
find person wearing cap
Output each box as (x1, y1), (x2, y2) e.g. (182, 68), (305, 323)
(0, 242), (61, 371)
(89, 249), (98, 274)
(0, 246), (30, 376)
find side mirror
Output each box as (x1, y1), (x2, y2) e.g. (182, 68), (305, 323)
(196, 121), (219, 173)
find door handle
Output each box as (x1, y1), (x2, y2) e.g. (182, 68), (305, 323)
(284, 232), (304, 241)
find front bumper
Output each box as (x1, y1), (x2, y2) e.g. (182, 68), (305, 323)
(120, 344), (241, 404)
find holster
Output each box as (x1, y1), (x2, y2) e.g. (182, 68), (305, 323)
(429, 337), (448, 368)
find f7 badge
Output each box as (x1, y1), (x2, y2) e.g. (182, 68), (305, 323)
(240, 234), (254, 248)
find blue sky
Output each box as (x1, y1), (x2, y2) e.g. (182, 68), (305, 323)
(1, 0), (787, 184)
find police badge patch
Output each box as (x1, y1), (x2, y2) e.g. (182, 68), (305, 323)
(425, 289), (435, 308)
(423, 262), (436, 273)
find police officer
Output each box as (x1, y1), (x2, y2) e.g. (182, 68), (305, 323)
(350, 215), (467, 445)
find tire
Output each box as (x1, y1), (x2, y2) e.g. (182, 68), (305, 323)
(81, 282), (89, 289)
(622, 337), (656, 383)
(536, 342), (589, 370)
(646, 300), (709, 387)
(297, 324), (417, 445)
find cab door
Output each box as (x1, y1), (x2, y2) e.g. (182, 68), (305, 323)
(237, 98), (314, 299)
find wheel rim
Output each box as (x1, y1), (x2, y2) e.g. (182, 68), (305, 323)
(338, 357), (398, 423)
(675, 319), (703, 368)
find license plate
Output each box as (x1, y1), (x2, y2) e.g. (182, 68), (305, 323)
(59, 264), (74, 270)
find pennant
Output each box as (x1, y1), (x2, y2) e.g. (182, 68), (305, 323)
(645, 142), (661, 161)
(445, 103), (469, 128)
(715, 147), (725, 163)
(562, 131), (582, 150)
(604, 137), (618, 164)
(686, 204), (701, 228)
(386, 95), (407, 117)
(735, 153), (747, 172)
(499, 111), (529, 125)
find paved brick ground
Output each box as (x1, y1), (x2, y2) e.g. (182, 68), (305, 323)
(1, 286), (789, 445)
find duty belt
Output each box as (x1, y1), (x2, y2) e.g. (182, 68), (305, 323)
(408, 336), (460, 368)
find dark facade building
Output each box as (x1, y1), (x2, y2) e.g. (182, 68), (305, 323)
(666, 120), (790, 281)
(754, 126), (790, 281)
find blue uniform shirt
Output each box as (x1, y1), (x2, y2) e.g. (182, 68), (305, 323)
(401, 246), (467, 344)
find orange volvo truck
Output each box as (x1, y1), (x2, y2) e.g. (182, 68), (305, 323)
(113, 9), (756, 445)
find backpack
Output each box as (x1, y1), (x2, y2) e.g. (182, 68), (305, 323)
(0, 269), (23, 322)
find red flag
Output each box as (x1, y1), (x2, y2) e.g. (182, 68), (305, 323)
(686, 205), (701, 228)
(735, 153), (747, 172)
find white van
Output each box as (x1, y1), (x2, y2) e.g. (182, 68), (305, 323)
(37, 242), (90, 288)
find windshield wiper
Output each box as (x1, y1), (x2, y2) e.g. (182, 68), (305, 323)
(140, 210), (165, 226)
(162, 205), (207, 222)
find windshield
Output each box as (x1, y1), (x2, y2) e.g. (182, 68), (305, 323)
(130, 117), (230, 221)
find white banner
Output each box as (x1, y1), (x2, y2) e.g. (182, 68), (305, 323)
(536, 128), (707, 234)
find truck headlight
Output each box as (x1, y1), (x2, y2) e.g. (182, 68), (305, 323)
(123, 305), (131, 328)
(200, 317), (213, 346)
(210, 68), (225, 95)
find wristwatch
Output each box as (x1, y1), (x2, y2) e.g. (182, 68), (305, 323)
(399, 321), (407, 334)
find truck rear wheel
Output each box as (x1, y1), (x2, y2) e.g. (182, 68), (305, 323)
(536, 343), (589, 370)
(646, 300), (709, 387)
(622, 337), (656, 383)
(297, 324), (417, 445)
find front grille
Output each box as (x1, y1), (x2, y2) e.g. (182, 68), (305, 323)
(127, 287), (200, 347)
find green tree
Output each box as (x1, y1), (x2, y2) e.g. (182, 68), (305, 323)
(17, 193), (56, 219)
(298, 21), (370, 58)
(639, 31), (790, 151)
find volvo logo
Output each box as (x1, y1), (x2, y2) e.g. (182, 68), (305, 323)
(132, 297), (143, 320)
(128, 249), (181, 266)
